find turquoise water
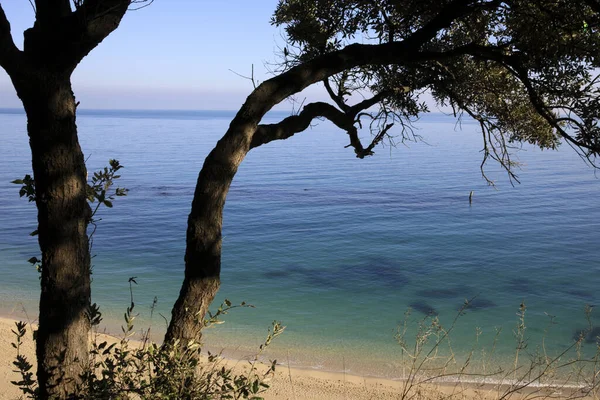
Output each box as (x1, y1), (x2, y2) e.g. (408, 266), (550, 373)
(0, 108), (599, 377)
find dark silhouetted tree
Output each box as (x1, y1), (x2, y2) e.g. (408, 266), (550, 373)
(0, 1), (148, 397)
(165, 0), (600, 346)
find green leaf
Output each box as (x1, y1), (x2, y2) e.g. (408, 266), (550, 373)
(103, 200), (113, 208)
(29, 230), (38, 237)
(11, 179), (23, 184)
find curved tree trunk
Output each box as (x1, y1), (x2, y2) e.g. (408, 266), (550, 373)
(163, 44), (409, 344)
(164, 1), (497, 345)
(21, 74), (92, 398)
(165, 129), (253, 344)
(163, 46), (410, 345)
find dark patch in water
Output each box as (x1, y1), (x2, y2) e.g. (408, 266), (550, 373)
(564, 288), (595, 302)
(416, 286), (472, 299)
(262, 270), (293, 279)
(506, 278), (539, 296)
(259, 259), (410, 291)
(147, 185), (192, 197)
(297, 267), (342, 289)
(572, 326), (600, 344)
(409, 301), (438, 316)
(463, 297), (497, 311)
(346, 260), (411, 290)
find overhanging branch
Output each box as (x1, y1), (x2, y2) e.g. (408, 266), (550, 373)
(447, 44), (600, 157)
(348, 91), (390, 116)
(252, 94), (394, 159)
(510, 64), (600, 156)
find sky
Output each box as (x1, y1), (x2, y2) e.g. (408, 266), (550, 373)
(0, 0), (329, 110)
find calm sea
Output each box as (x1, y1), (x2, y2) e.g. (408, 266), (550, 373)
(0, 108), (599, 377)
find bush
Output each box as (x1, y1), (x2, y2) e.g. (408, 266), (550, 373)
(12, 294), (284, 400)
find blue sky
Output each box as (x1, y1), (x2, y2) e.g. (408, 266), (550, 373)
(0, 0), (325, 110)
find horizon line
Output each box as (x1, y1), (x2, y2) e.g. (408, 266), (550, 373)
(0, 107), (454, 116)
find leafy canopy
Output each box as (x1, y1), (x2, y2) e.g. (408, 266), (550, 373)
(272, 0), (600, 180)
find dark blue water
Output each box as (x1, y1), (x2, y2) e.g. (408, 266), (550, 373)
(1, 108), (598, 376)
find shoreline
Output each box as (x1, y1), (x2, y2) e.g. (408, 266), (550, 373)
(0, 315), (406, 400)
(1, 315), (597, 399)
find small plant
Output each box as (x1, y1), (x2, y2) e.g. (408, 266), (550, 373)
(12, 159), (128, 276)
(12, 280), (284, 399)
(10, 321), (38, 398)
(11, 174), (36, 202)
(395, 300), (600, 400)
(86, 159), (128, 221)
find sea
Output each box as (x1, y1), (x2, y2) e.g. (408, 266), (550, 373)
(0, 108), (599, 379)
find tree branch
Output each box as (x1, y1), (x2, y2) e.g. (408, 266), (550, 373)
(22, 0), (138, 69)
(431, 43), (600, 156)
(501, 59), (600, 156)
(252, 94), (394, 159)
(323, 78), (350, 112)
(348, 91), (390, 116)
(233, 41), (494, 132)
(0, 4), (23, 74)
(251, 102), (347, 149)
(68, 0), (132, 62)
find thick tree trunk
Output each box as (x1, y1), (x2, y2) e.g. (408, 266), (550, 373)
(1, 3), (132, 398)
(21, 74), (91, 398)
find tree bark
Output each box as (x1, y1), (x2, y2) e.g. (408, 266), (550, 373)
(20, 73), (92, 399)
(165, 128), (253, 344)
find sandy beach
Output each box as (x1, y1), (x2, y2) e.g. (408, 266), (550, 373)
(0, 315), (596, 400)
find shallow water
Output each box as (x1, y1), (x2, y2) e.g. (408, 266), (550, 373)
(0, 108), (598, 378)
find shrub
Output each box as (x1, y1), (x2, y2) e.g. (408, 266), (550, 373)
(12, 292), (284, 400)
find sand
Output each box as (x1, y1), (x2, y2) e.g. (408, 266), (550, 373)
(0, 315), (595, 400)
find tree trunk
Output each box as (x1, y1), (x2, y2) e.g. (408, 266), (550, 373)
(165, 128), (254, 345)
(163, 35), (440, 346)
(20, 73), (91, 398)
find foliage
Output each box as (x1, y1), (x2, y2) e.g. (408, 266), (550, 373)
(10, 321), (36, 397)
(272, 0), (600, 182)
(11, 175), (35, 202)
(86, 159), (128, 219)
(12, 285), (284, 400)
(11, 159), (128, 274)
